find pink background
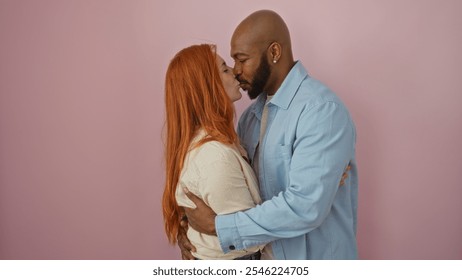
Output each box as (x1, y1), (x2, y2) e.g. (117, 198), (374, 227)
(0, 0), (461, 260)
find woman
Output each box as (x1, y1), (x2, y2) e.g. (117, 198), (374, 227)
(162, 44), (264, 259)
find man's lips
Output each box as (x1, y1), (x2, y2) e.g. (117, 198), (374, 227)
(239, 82), (250, 90)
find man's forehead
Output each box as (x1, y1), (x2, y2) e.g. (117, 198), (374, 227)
(231, 43), (252, 57)
(230, 36), (264, 57)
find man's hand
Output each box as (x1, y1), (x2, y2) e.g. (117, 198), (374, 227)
(177, 217), (196, 260)
(183, 188), (217, 236)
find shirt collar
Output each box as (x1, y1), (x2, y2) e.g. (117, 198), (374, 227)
(250, 61), (308, 117)
(251, 93), (266, 120)
(270, 61), (308, 110)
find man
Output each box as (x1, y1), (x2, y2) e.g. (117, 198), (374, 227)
(181, 10), (358, 260)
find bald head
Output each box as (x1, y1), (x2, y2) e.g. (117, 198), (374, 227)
(231, 10), (292, 58)
(231, 10), (294, 97)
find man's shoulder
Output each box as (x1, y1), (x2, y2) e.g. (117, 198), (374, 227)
(295, 77), (345, 110)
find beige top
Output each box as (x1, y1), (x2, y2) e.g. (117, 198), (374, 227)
(175, 129), (264, 259)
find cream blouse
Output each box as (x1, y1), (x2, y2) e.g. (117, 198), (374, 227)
(175, 129), (264, 259)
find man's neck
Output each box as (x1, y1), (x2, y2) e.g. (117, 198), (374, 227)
(265, 60), (296, 96)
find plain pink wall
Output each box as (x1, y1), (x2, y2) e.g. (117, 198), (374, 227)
(0, 0), (461, 259)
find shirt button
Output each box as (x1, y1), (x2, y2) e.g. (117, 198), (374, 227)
(229, 245), (236, 250)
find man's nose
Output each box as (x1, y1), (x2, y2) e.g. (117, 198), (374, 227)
(233, 63), (241, 76)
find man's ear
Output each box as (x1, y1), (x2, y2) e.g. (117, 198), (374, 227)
(269, 42), (282, 63)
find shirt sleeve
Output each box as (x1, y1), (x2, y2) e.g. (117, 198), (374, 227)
(216, 101), (355, 252)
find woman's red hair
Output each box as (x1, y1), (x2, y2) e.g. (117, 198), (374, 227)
(162, 44), (237, 244)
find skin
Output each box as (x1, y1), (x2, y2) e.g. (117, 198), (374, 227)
(231, 10), (295, 98)
(216, 54), (242, 102)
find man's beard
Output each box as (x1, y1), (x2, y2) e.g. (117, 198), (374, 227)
(246, 53), (271, 100)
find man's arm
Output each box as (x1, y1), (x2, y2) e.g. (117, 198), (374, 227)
(183, 189), (216, 235)
(177, 218), (197, 260)
(217, 101), (355, 252)
(184, 101), (355, 253)
(183, 164), (351, 237)
(179, 143), (260, 256)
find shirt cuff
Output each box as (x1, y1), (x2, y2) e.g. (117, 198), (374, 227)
(216, 213), (242, 253)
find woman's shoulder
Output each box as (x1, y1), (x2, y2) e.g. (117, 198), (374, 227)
(187, 129), (240, 166)
(192, 140), (236, 162)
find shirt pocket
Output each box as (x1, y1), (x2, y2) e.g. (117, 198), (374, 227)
(266, 143), (293, 160)
(265, 143), (293, 192)
(278, 143), (293, 161)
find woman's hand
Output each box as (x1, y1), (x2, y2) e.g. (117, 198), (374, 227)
(339, 164), (351, 186)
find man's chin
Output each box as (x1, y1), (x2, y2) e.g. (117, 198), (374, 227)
(240, 84), (260, 100)
(247, 90), (261, 100)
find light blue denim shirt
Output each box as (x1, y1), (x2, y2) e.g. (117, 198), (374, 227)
(215, 61), (358, 259)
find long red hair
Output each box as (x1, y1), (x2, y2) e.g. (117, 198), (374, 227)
(162, 44), (237, 244)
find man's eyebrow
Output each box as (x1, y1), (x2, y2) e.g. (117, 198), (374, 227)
(232, 52), (249, 58)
